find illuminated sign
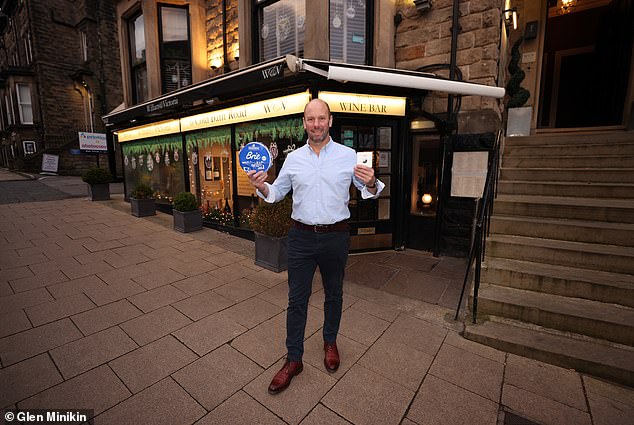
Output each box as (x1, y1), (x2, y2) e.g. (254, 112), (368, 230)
(180, 91), (310, 132)
(117, 119), (180, 142)
(318, 92), (406, 116)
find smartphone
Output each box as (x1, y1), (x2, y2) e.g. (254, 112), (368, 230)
(356, 151), (373, 166)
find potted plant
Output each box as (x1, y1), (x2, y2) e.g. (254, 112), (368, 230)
(129, 183), (156, 217)
(81, 167), (113, 201)
(172, 191), (202, 233)
(506, 36), (532, 137)
(250, 196), (293, 272)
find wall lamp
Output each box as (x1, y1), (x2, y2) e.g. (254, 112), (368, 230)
(413, 0), (432, 13)
(503, 8), (518, 31)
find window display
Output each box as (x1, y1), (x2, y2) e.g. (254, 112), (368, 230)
(121, 135), (185, 202)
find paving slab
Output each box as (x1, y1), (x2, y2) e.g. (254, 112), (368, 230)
(300, 403), (353, 425)
(83, 278), (145, 306)
(94, 378), (206, 425)
(128, 284), (189, 313)
(18, 365), (131, 415)
(25, 293), (96, 327)
(0, 354), (63, 408)
(0, 319), (82, 366)
(428, 343), (504, 402)
(407, 375), (499, 425)
(173, 312), (247, 356)
(109, 335), (197, 393)
(501, 383), (591, 425)
(50, 326), (138, 379)
(505, 353), (587, 411)
(71, 299), (142, 336)
(0, 288), (52, 314)
(196, 391), (284, 425)
(217, 296), (283, 329)
(381, 313), (447, 357)
(119, 305), (191, 345)
(172, 344), (263, 410)
(322, 364), (414, 425)
(0, 309), (31, 339)
(212, 277), (268, 303)
(172, 289), (235, 320)
(337, 305), (391, 346)
(302, 332), (368, 379)
(46, 274), (108, 300)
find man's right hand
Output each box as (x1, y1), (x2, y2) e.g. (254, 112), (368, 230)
(247, 170), (269, 197)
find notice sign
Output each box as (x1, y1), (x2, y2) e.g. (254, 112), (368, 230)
(41, 154), (59, 173)
(451, 151), (488, 198)
(79, 132), (108, 152)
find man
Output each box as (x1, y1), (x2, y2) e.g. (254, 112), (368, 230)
(247, 98), (384, 394)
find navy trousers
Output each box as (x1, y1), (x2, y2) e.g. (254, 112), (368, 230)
(285, 226), (350, 362)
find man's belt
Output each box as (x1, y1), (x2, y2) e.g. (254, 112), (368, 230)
(293, 220), (350, 233)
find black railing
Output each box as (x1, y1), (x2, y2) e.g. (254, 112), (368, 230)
(454, 130), (503, 323)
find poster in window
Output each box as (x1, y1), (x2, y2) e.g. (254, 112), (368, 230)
(378, 127), (391, 148)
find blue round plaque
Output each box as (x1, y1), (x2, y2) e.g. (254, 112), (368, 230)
(239, 142), (272, 173)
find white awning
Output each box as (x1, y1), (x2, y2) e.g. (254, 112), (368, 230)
(287, 55), (505, 99)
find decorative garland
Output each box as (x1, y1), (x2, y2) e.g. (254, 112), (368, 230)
(186, 128), (231, 151)
(234, 118), (304, 149)
(121, 135), (182, 157)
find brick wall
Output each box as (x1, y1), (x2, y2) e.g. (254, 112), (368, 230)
(395, 0), (503, 132)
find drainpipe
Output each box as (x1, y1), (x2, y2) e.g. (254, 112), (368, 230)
(433, 0), (461, 257)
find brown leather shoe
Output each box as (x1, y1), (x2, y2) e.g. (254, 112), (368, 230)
(268, 360), (303, 394)
(324, 342), (340, 372)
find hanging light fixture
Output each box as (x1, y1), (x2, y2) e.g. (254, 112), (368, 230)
(559, 0), (577, 14)
(503, 7), (518, 31)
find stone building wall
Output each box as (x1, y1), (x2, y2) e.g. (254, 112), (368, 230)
(207, 0), (240, 77)
(395, 0), (504, 133)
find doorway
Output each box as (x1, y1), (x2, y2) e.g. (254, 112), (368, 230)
(538, 0), (633, 128)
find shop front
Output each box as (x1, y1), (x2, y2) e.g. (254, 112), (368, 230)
(104, 56), (504, 253)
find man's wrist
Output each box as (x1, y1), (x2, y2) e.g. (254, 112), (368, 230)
(367, 178), (376, 189)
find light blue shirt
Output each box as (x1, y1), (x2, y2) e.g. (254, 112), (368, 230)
(258, 138), (385, 225)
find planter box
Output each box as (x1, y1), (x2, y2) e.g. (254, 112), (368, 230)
(88, 183), (110, 201)
(506, 106), (532, 137)
(254, 232), (288, 273)
(173, 210), (203, 233)
(130, 198), (156, 217)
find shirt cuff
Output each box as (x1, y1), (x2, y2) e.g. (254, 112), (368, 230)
(256, 183), (276, 203)
(361, 179), (385, 199)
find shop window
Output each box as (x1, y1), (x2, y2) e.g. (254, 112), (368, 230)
(257, 0), (305, 61)
(341, 125), (392, 222)
(128, 11), (148, 104)
(235, 117), (305, 225)
(329, 0), (370, 64)
(121, 135), (185, 203)
(185, 128), (233, 224)
(159, 5), (192, 94)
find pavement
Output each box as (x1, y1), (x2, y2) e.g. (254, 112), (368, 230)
(0, 167), (632, 425)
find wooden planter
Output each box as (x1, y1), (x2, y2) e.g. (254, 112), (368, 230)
(130, 198), (156, 217)
(254, 232), (287, 272)
(173, 210), (203, 233)
(88, 183), (110, 201)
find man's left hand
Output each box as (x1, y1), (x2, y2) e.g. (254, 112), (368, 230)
(354, 165), (376, 187)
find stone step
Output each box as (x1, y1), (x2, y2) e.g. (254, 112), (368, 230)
(481, 257), (634, 307)
(493, 194), (634, 223)
(504, 143), (634, 157)
(499, 168), (634, 183)
(463, 318), (634, 387)
(503, 155), (634, 169)
(474, 284), (634, 346)
(490, 215), (634, 247)
(497, 180), (634, 199)
(486, 234), (634, 274)
(505, 131), (634, 146)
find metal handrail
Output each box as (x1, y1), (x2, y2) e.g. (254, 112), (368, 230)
(454, 130), (502, 323)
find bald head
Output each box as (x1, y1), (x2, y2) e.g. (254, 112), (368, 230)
(304, 98), (331, 118)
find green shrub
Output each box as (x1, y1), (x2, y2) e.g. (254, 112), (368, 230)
(130, 183), (154, 199)
(250, 196), (293, 238)
(82, 167), (113, 185)
(506, 36), (530, 108)
(173, 192), (199, 212)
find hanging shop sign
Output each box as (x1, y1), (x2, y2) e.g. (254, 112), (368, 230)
(180, 91), (310, 132)
(318, 91), (406, 116)
(117, 119), (181, 142)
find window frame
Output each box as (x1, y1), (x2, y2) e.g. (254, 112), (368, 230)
(127, 9), (148, 104)
(23, 140), (36, 155)
(157, 3), (192, 94)
(328, 0), (374, 65)
(15, 83), (33, 125)
(253, 0), (306, 63)
(80, 30), (88, 62)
